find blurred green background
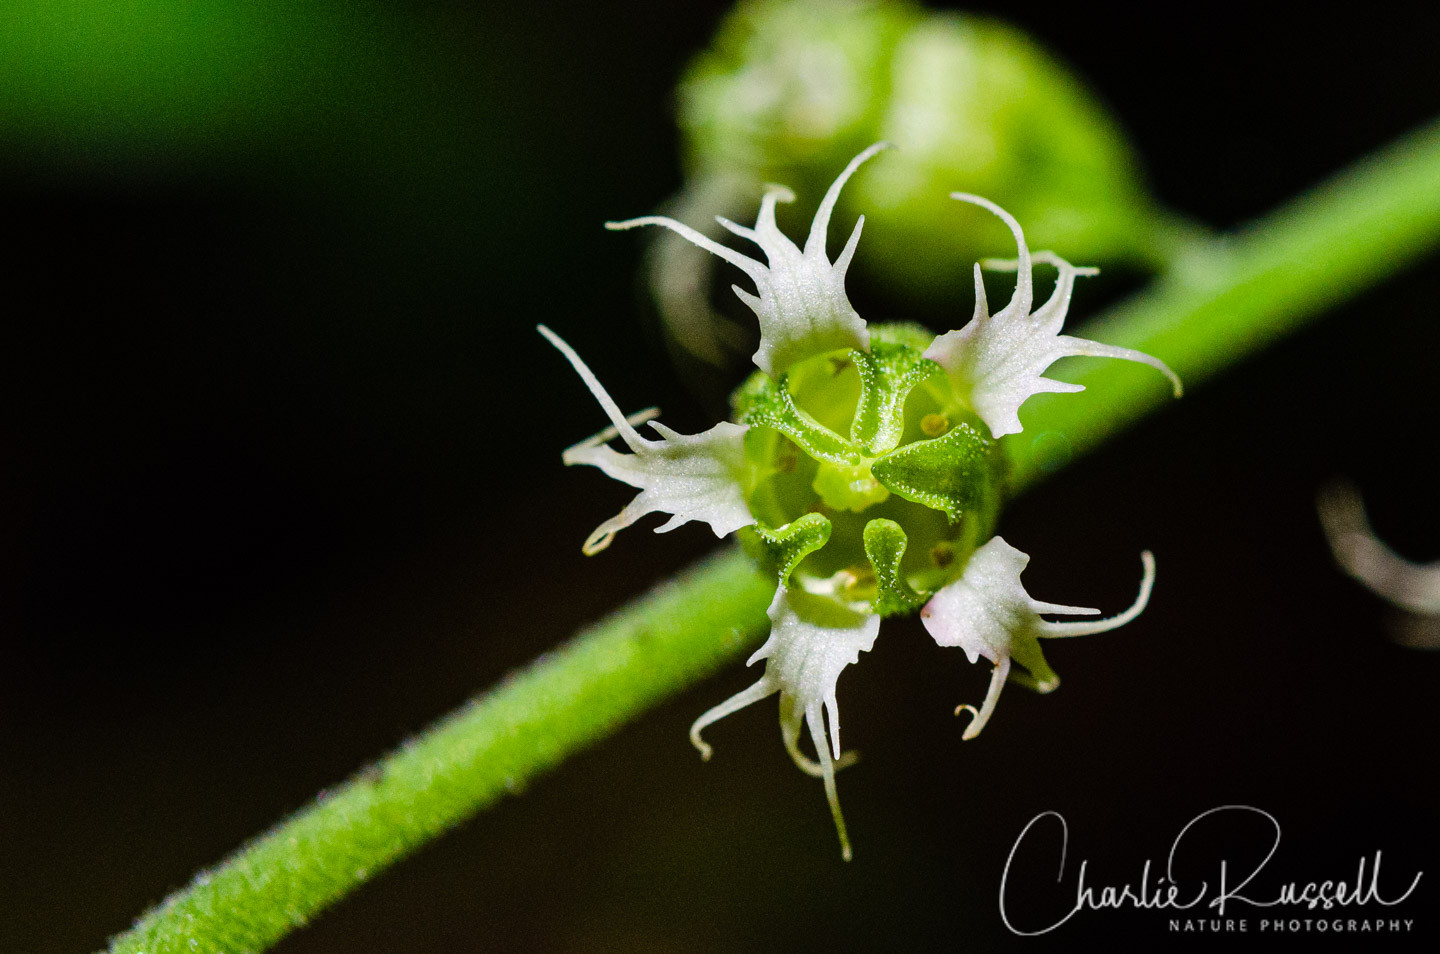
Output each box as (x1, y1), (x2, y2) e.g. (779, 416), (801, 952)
(3, 2), (1438, 951)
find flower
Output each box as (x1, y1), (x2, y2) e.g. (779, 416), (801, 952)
(545, 145), (1175, 858)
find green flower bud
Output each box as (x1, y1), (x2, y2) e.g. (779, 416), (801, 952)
(849, 14), (1168, 294)
(657, 0), (1193, 366)
(679, 0), (920, 189)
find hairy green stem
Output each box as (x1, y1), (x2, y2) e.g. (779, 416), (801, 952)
(109, 551), (774, 954)
(106, 118), (1440, 953)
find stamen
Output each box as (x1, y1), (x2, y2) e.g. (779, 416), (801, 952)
(920, 412), (950, 437)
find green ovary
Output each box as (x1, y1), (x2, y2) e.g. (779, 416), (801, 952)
(813, 460), (890, 511)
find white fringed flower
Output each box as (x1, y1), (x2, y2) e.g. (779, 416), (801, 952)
(540, 325), (755, 554)
(544, 154), (1179, 859)
(920, 536), (1155, 739)
(607, 142), (891, 377)
(924, 194), (1183, 438)
(689, 586), (880, 861)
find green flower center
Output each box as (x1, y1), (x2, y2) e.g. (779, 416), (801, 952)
(733, 322), (1004, 615)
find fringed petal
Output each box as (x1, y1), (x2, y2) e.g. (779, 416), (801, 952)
(925, 195), (1181, 438)
(690, 586), (879, 860)
(608, 144), (892, 376)
(921, 536), (1155, 739)
(540, 325), (754, 554)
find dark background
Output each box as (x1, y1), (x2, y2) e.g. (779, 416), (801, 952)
(3, 2), (1438, 951)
